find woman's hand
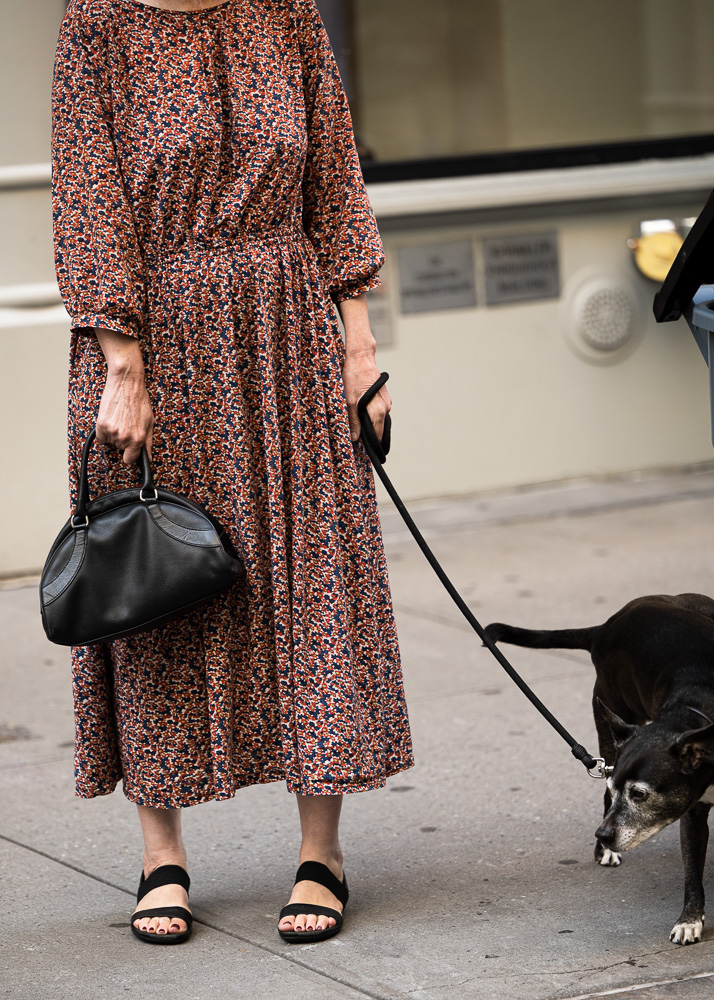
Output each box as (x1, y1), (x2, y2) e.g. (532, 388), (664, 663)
(338, 294), (391, 444)
(94, 328), (154, 465)
(341, 350), (391, 444)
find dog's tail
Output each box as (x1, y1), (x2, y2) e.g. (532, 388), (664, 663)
(484, 621), (596, 651)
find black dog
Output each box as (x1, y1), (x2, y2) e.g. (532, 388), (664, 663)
(486, 593), (714, 945)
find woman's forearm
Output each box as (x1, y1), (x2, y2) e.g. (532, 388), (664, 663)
(95, 327), (145, 375)
(338, 294), (376, 358)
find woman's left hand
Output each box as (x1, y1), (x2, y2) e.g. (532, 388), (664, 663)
(342, 350), (392, 444)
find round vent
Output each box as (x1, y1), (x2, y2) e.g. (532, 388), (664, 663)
(561, 271), (642, 365)
(577, 285), (635, 351)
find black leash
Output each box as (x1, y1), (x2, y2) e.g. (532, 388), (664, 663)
(358, 373), (601, 775)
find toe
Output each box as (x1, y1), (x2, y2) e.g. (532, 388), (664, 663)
(314, 913), (336, 932)
(133, 914), (187, 935)
(132, 877), (191, 939)
(304, 912), (318, 932)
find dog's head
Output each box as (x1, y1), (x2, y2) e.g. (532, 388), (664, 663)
(595, 702), (714, 852)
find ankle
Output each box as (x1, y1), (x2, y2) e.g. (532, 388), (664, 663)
(142, 850), (188, 878)
(298, 843), (343, 873)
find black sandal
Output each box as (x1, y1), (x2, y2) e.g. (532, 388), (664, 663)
(131, 864), (193, 945)
(278, 860), (349, 943)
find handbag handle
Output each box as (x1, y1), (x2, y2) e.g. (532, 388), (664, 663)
(72, 427), (155, 526)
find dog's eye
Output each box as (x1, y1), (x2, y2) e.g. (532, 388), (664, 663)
(629, 787), (649, 802)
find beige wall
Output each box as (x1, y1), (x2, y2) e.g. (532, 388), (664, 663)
(0, 321), (70, 575)
(374, 198), (712, 502)
(1, 0), (68, 576)
(0, 0), (65, 167)
(0, 0), (62, 286)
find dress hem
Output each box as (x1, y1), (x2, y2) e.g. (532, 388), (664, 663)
(74, 756), (416, 807)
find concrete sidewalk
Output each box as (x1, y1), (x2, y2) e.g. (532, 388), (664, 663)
(4, 469), (714, 1000)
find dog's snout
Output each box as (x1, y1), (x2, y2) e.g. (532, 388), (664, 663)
(596, 823), (615, 845)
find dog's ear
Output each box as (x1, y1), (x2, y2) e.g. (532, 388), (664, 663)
(672, 723), (714, 773)
(597, 699), (638, 748)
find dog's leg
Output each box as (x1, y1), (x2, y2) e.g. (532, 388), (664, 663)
(593, 697), (621, 866)
(670, 802), (710, 945)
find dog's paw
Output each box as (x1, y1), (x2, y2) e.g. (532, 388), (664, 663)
(670, 919), (703, 945)
(598, 849), (622, 867)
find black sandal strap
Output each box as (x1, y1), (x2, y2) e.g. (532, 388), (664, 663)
(132, 906), (193, 927)
(279, 903), (343, 924)
(293, 861), (348, 907)
(137, 864), (190, 905)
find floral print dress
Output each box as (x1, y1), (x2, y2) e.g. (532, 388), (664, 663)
(51, 0), (413, 807)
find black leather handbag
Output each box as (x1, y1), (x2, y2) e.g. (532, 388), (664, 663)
(40, 428), (244, 646)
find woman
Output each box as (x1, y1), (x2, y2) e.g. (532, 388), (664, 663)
(52, 0), (413, 944)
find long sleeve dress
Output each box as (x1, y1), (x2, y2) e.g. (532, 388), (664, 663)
(51, 0), (413, 808)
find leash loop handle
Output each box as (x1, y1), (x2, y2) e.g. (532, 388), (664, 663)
(358, 373), (602, 775)
(357, 372), (391, 464)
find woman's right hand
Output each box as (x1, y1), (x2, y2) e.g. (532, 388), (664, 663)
(94, 328), (154, 466)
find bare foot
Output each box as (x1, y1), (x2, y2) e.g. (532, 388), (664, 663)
(278, 856), (345, 934)
(132, 865), (191, 937)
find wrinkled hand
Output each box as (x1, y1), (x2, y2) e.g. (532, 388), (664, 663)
(96, 367), (154, 466)
(341, 351), (391, 445)
(94, 328), (154, 466)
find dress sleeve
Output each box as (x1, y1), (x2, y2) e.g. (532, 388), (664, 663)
(52, 4), (146, 338)
(296, 0), (385, 302)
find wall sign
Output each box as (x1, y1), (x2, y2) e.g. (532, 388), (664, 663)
(398, 240), (476, 314)
(483, 232), (560, 306)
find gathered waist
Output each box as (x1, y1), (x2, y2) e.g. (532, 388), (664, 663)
(142, 223), (309, 264)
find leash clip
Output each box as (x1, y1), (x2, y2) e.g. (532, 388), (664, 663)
(587, 758), (614, 780)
